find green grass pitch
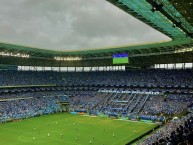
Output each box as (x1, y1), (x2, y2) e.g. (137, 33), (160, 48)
(0, 113), (157, 145)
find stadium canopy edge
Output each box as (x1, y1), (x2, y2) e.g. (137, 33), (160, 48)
(0, 0), (192, 59)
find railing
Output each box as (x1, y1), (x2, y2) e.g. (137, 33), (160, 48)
(129, 94), (142, 113)
(127, 93), (137, 111)
(137, 94), (150, 113)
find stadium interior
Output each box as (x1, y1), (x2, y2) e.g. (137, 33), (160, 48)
(0, 0), (193, 145)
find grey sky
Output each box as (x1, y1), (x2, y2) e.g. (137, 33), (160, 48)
(0, 0), (171, 51)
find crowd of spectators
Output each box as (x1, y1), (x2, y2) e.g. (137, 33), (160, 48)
(139, 113), (193, 145)
(0, 91), (70, 122)
(140, 94), (193, 116)
(0, 69), (192, 144)
(0, 97), (60, 121)
(0, 90), (98, 122)
(0, 91), (64, 99)
(91, 92), (193, 118)
(0, 69), (192, 87)
(0, 89), (192, 123)
(69, 91), (102, 112)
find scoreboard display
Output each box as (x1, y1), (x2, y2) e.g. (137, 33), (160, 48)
(113, 53), (129, 64)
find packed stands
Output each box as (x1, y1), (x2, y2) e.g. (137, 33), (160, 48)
(139, 113), (193, 145)
(0, 91), (69, 122)
(0, 69), (192, 135)
(0, 69), (192, 87)
(0, 97), (60, 122)
(140, 94), (193, 116)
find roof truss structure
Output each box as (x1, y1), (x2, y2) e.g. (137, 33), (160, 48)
(0, 0), (192, 66)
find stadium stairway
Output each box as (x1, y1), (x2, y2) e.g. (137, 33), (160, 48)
(127, 93), (138, 112)
(128, 94), (143, 113)
(132, 94), (150, 114)
(93, 92), (114, 111)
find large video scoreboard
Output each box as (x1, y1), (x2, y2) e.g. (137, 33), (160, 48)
(113, 53), (129, 64)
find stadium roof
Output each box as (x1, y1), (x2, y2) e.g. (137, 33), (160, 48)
(0, 0), (170, 51)
(0, 0), (193, 67)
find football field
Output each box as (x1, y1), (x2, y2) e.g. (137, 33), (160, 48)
(0, 113), (157, 145)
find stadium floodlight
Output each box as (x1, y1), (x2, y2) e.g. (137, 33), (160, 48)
(151, 7), (156, 12)
(175, 47), (193, 53)
(172, 24), (176, 28)
(0, 52), (30, 58)
(54, 57), (82, 61)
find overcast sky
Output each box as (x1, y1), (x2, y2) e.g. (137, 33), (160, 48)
(0, 0), (171, 51)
